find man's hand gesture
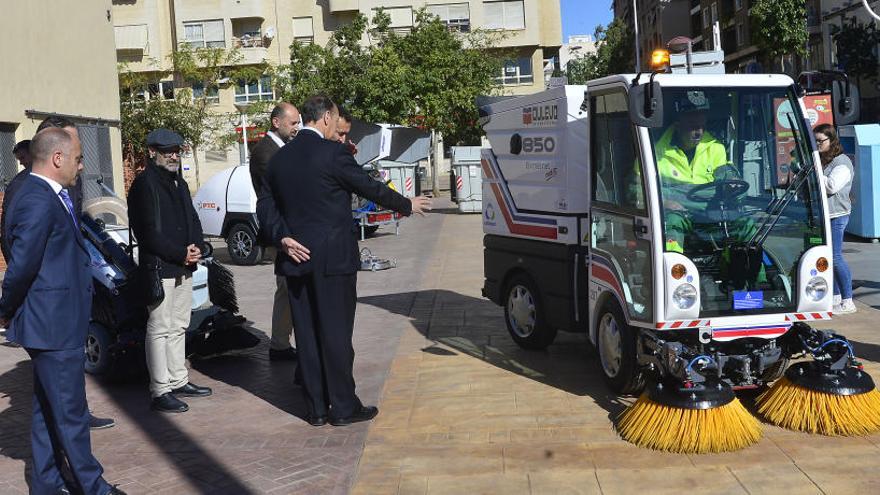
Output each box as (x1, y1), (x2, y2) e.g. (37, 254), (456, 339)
(281, 237), (311, 263)
(409, 195), (433, 216)
(185, 244), (202, 265)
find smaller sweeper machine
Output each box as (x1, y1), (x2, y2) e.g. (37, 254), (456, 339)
(480, 65), (880, 452)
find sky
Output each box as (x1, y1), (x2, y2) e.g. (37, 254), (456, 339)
(561, 0), (615, 42)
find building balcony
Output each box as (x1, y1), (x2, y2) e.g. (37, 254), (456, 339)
(328, 0), (358, 13)
(231, 37), (268, 65)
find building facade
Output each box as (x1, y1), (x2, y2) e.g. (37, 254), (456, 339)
(560, 34), (598, 70)
(111, 0), (562, 183)
(0, 0), (125, 269)
(613, 0), (691, 71)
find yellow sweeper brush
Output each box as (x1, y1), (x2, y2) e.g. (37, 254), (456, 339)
(617, 377), (762, 454)
(757, 336), (880, 436)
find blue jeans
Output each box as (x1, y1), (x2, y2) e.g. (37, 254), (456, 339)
(830, 215), (853, 299)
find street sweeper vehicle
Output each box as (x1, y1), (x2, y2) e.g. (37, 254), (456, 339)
(480, 72), (880, 453)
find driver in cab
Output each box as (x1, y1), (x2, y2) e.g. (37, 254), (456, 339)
(654, 93), (750, 253)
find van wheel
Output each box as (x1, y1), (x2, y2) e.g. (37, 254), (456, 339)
(595, 301), (644, 394)
(226, 223), (262, 265)
(504, 274), (557, 350)
(85, 322), (113, 375)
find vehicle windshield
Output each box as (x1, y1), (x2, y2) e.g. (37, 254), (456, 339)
(650, 86), (825, 317)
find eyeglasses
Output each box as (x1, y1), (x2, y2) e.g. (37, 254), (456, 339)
(815, 137), (830, 144)
(157, 149), (181, 157)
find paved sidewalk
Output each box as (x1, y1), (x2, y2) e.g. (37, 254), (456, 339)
(0, 202), (447, 494)
(353, 212), (880, 494)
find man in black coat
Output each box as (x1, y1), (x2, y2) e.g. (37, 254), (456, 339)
(265, 95), (430, 426)
(128, 129), (213, 413)
(249, 102), (301, 362)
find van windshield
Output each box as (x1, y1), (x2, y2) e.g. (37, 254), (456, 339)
(649, 87), (825, 317)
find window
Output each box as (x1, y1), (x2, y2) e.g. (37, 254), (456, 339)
(484, 1), (525, 30)
(182, 20), (225, 48)
(235, 75), (273, 103)
(232, 18), (263, 48)
(736, 23), (744, 47)
(495, 56), (533, 85)
(292, 16), (314, 44)
(192, 82), (219, 104)
(426, 3), (471, 32)
(372, 7), (414, 35)
(591, 92), (645, 210)
(147, 80), (174, 100)
(702, 7), (710, 28)
(710, 2), (718, 24)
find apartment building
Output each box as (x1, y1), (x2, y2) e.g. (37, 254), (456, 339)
(0, 0), (124, 269)
(613, 0), (691, 71)
(111, 0), (562, 182)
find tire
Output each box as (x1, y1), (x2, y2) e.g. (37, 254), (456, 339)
(595, 300), (644, 394)
(503, 273), (557, 350)
(226, 223), (263, 265)
(362, 225), (380, 237)
(85, 321), (113, 375)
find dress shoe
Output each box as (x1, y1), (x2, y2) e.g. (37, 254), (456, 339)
(89, 412), (116, 430)
(307, 415), (328, 427)
(330, 406), (379, 426)
(150, 393), (189, 413)
(171, 382), (213, 397)
(269, 347), (298, 361)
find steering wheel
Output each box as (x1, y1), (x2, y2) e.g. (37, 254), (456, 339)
(686, 179), (750, 204)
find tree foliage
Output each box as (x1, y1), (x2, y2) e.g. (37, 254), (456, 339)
(278, 9), (503, 145)
(118, 45), (265, 163)
(565, 19), (633, 84)
(832, 22), (880, 83)
(750, 0), (808, 71)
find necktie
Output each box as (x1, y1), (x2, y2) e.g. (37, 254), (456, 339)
(58, 189), (78, 229)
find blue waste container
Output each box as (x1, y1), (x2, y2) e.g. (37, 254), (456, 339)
(839, 124), (880, 239)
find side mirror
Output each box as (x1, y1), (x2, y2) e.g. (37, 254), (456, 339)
(629, 81), (664, 128)
(832, 80), (860, 126)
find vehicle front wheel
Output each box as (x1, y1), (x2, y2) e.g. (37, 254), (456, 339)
(503, 273), (557, 350)
(595, 301), (644, 394)
(226, 223), (262, 265)
(85, 321), (113, 375)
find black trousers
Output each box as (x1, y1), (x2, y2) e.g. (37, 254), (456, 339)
(286, 271), (361, 418)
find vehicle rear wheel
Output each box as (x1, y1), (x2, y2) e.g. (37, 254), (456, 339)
(595, 301), (644, 394)
(85, 321), (113, 375)
(226, 223), (262, 265)
(503, 273), (557, 350)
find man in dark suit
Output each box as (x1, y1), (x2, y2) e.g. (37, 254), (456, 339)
(0, 117), (115, 430)
(250, 102), (301, 362)
(266, 95), (431, 426)
(0, 128), (123, 495)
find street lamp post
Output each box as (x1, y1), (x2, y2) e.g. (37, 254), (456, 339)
(233, 101), (251, 166)
(632, 0), (641, 71)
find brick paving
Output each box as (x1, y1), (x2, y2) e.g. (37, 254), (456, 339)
(4, 198), (880, 494)
(352, 212), (880, 494)
(0, 200), (447, 494)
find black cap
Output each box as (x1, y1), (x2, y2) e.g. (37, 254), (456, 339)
(146, 129), (184, 151)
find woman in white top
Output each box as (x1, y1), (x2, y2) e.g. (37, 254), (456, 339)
(814, 123), (856, 314)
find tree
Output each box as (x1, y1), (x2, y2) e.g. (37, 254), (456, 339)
(832, 22), (880, 84)
(118, 45), (262, 187)
(279, 9), (503, 145)
(565, 20), (633, 84)
(750, 0), (808, 73)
